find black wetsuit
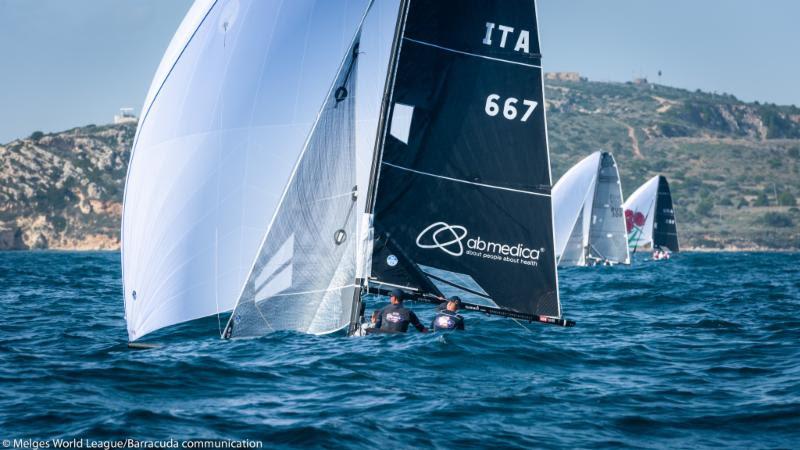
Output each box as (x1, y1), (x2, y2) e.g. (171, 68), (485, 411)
(374, 303), (425, 333)
(431, 309), (465, 331)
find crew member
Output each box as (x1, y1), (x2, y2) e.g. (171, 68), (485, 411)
(374, 288), (427, 333)
(355, 310), (381, 336)
(431, 296), (465, 331)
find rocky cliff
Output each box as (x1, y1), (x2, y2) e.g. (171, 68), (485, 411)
(0, 123), (133, 250)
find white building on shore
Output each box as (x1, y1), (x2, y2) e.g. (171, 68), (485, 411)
(113, 108), (137, 124)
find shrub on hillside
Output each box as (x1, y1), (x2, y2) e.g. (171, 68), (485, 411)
(737, 198), (750, 209)
(752, 193), (770, 207)
(778, 191), (797, 207)
(695, 197), (715, 216)
(717, 196), (733, 206)
(761, 109), (800, 139)
(760, 212), (794, 228)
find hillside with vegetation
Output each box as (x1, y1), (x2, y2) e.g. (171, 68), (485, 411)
(1, 77), (798, 250)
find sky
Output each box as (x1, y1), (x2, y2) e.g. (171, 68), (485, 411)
(0, 0), (798, 143)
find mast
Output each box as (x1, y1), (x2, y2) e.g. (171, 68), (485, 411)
(348, 0), (412, 336)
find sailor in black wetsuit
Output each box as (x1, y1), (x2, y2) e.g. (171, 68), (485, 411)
(431, 296), (465, 331)
(372, 288), (428, 334)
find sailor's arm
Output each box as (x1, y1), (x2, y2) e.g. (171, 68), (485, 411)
(409, 311), (428, 333)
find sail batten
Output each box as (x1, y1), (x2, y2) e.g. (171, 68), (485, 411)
(381, 162), (551, 197)
(401, 37), (543, 68)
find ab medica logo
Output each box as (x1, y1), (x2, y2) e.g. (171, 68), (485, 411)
(415, 222), (542, 267)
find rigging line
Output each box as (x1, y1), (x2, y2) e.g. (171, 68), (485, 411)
(511, 318), (536, 334)
(214, 229), (222, 337)
(381, 162), (551, 197)
(214, 17), (229, 339)
(402, 37), (542, 69)
(368, 279), (422, 292)
(334, 187), (358, 240)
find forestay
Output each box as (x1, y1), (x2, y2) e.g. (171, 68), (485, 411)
(122, 0), (372, 341)
(363, 0), (561, 318)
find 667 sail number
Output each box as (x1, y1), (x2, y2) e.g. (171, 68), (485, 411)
(484, 94), (538, 122)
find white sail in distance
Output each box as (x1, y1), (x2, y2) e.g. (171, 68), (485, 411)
(623, 175), (680, 253)
(552, 151), (630, 266)
(122, 0), (372, 341)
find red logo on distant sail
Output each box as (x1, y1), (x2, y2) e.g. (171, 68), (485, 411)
(625, 210), (645, 232)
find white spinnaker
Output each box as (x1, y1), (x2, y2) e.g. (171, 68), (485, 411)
(552, 152), (601, 262)
(623, 175), (660, 251)
(122, 0), (371, 341)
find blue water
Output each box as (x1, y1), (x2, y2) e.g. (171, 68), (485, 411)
(1, 252), (799, 449)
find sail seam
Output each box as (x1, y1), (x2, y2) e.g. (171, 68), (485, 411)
(403, 37), (542, 69)
(382, 162), (550, 197)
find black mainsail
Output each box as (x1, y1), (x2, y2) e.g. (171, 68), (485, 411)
(352, 0), (567, 331)
(653, 176), (680, 252)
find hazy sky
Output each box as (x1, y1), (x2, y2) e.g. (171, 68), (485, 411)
(0, 0), (798, 143)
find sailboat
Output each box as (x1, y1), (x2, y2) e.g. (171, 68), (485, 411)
(623, 175), (679, 258)
(551, 151), (630, 267)
(123, 0), (572, 343)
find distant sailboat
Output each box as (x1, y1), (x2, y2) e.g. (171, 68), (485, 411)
(123, 0), (573, 343)
(623, 175), (679, 256)
(552, 151), (630, 267)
